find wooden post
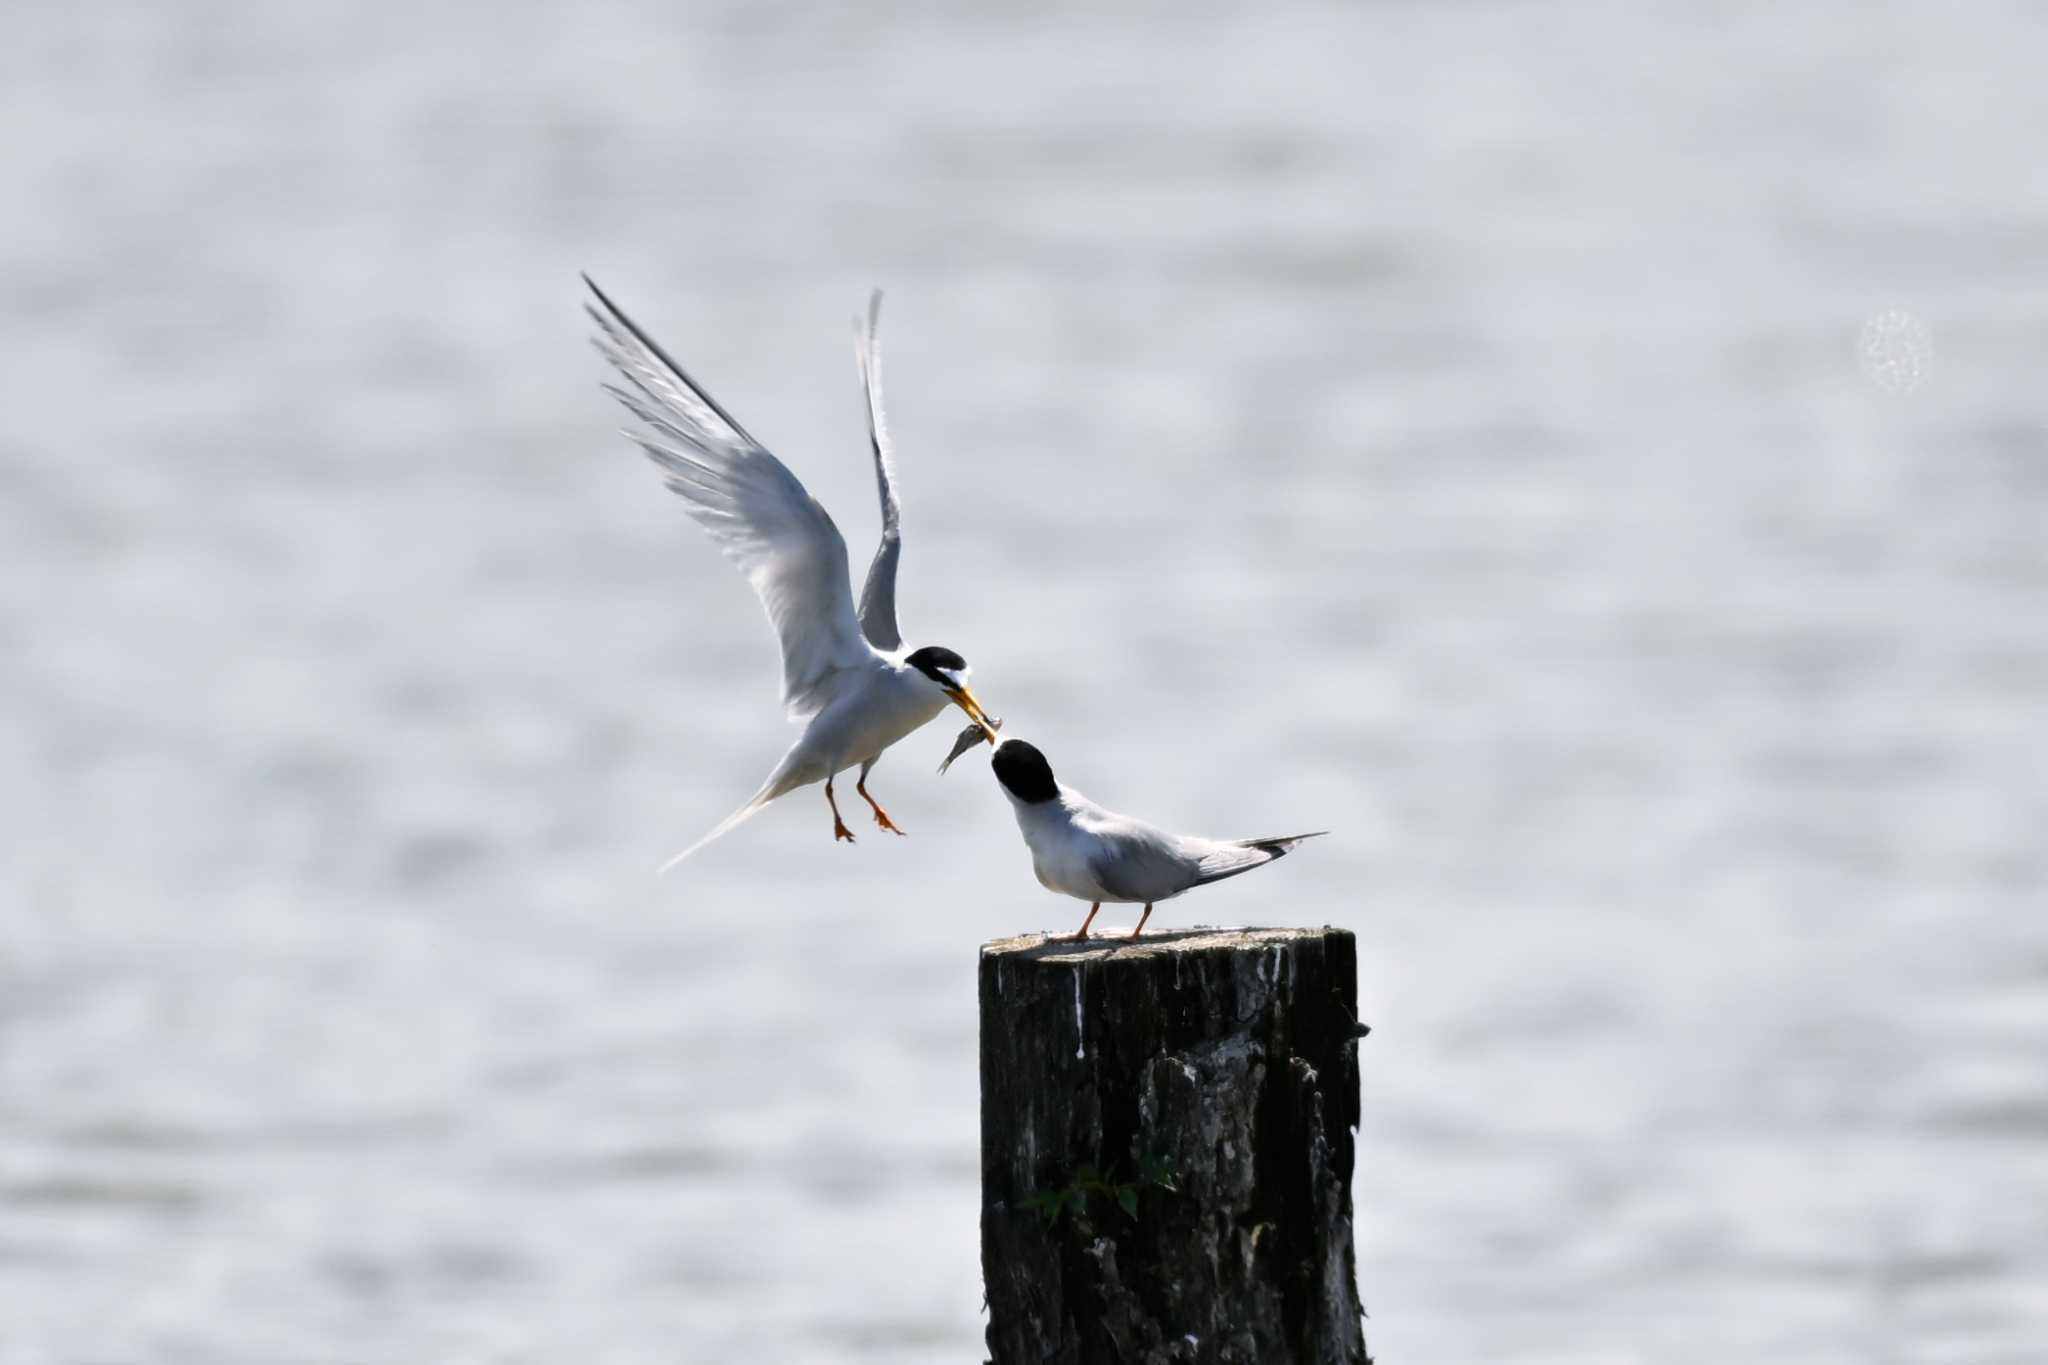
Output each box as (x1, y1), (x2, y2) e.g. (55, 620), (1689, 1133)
(979, 927), (1370, 1365)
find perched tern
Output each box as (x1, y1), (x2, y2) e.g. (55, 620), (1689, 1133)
(988, 738), (1326, 941)
(586, 277), (999, 867)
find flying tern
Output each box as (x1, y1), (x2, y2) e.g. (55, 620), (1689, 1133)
(586, 277), (999, 867)
(988, 737), (1326, 940)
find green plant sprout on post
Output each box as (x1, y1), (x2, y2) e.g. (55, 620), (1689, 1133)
(1021, 1155), (1179, 1226)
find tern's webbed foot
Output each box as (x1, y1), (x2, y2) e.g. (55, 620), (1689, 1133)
(833, 817), (856, 843)
(1060, 902), (1102, 943)
(855, 773), (906, 836)
(1125, 903), (1155, 941)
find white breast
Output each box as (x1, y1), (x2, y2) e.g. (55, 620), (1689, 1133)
(1010, 793), (1128, 904)
(808, 662), (949, 773)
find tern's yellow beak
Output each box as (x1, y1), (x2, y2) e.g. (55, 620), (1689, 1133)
(944, 685), (1000, 744)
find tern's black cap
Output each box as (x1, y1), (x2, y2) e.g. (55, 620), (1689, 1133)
(991, 738), (1058, 804)
(905, 645), (968, 684)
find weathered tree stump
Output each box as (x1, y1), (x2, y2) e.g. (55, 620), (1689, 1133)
(979, 927), (1369, 1365)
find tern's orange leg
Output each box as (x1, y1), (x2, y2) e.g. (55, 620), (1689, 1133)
(1126, 903), (1154, 942)
(1063, 902), (1101, 942)
(825, 778), (855, 843)
(855, 768), (906, 836)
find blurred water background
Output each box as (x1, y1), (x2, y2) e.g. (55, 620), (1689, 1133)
(4, 2), (2046, 1361)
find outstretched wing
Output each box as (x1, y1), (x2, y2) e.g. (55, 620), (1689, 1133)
(852, 290), (904, 651)
(587, 275), (871, 719)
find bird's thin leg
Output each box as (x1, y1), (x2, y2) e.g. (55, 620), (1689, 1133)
(1063, 903), (1101, 942)
(1126, 904), (1154, 941)
(825, 778), (855, 843)
(855, 760), (906, 836)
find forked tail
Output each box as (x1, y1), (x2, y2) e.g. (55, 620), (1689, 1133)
(1192, 830), (1329, 887)
(657, 770), (800, 874)
(1241, 831), (1329, 856)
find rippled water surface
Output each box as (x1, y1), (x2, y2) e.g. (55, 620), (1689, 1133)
(4, 3), (2046, 1361)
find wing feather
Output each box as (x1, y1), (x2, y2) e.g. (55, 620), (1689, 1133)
(1191, 831), (1329, 886)
(586, 276), (871, 719)
(853, 290), (905, 651)
(1089, 824), (1327, 902)
(1084, 820), (1198, 904)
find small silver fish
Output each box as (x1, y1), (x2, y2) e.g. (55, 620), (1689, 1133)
(938, 714), (1002, 774)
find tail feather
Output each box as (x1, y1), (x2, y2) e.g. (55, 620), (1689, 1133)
(657, 769), (807, 874)
(1193, 830), (1329, 887)
(658, 798), (769, 874)
(1241, 831), (1329, 855)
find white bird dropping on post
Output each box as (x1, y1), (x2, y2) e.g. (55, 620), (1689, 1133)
(1072, 970), (1085, 1059)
